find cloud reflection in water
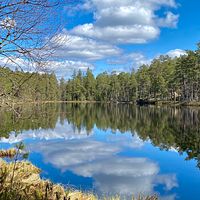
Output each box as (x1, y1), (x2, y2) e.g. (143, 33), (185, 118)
(30, 135), (178, 199)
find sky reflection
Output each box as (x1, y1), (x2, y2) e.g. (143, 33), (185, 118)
(1, 104), (200, 200)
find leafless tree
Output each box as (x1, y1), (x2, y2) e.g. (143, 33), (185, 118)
(0, 0), (71, 110)
(0, 0), (65, 69)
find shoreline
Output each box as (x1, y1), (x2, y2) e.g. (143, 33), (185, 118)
(1, 99), (200, 108)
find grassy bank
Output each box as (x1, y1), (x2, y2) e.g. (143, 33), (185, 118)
(0, 158), (94, 200)
(0, 149), (158, 200)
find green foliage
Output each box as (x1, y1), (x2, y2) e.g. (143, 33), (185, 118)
(0, 103), (59, 138)
(60, 103), (200, 168)
(1, 43), (200, 103)
(1, 103), (198, 168)
(62, 70), (138, 102)
(61, 43), (200, 102)
(0, 67), (60, 103)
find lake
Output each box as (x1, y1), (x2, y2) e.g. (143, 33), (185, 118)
(0, 103), (200, 199)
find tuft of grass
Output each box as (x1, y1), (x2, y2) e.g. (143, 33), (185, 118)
(101, 194), (158, 200)
(0, 149), (17, 158)
(0, 159), (98, 200)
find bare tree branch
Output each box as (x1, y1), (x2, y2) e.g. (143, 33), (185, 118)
(0, 0), (72, 108)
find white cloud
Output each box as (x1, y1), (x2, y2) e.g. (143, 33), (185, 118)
(44, 60), (94, 78)
(0, 17), (16, 30)
(72, 24), (159, 44)
(0, 55), (94, 78)
(155, 175), (178, 191)
(107, 52), (152, 71)
(166, 49), (186, 58)
(29, 135), (145, 172)
(95, 5), (153, 27)
(148, 0), (177, 8)
(157, 12), (179, 28)
(106, 133), (144, 149)
(72, 157), (177, 197)
(107, 48), (187, 73)
(50, 30), (121, 61)
(0, 0), (181, 77)
(125, 53), (152, 67)
(70, 0), (179, 44)
(73, 157), (158, 177)
(73, 157), (159, 195)
(0, 56), (35, 71)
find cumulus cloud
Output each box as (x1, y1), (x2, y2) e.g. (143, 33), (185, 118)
(166, 49), (186, 58)
(73, 157), (158, 178)
(72, 157), (177, 197)
(0, 55), (93, 78)
(1, 0), (181, 77)
(0, 0), (181, 79)
(155, 174), (178, 191)
(126, 53), (152, 66)
(50, 30), (121, 61)
(107, 52), (152, 72)
(157, 12), (179, 28)
(29, 134), (144, 171)
(44, 60), (94, 78)
(72, 24), (159, 44)
(0, 56), (35, 71)
(73, 157), (159, 195)
(0, 30), (120, 77)
(70, 0), (179, 44)
(106, 133), (144, 149)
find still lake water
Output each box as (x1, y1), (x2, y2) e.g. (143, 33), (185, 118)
(0, 103), (200, 199)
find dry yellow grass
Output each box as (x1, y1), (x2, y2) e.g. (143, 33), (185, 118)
(0, 149), (17, 158)
(0, 159), (97, 200)
(0, 158), (158, 200)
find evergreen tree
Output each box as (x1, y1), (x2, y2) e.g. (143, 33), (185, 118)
(84, 68), (96, 100)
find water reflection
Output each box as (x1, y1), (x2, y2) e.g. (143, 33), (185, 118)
(30, 139), (178, 198)
(0, 120), (90, 143)
(0, 103), (200, 199)
(1, 103), (200, 168)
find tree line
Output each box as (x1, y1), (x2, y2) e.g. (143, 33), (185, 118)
(61, 44), (200, 102)
(0, 67), (60, 104)
(1, 43), (200, 103)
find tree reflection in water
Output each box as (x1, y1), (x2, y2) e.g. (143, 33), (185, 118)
(0, 103), (200, 168)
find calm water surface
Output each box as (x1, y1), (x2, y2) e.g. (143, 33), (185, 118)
(0, 103), (200, 200)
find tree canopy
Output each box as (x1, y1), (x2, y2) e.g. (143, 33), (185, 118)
(1, 43), (200, 104)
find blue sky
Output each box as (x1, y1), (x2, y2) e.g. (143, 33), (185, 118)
(2, 0), (199, 78)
